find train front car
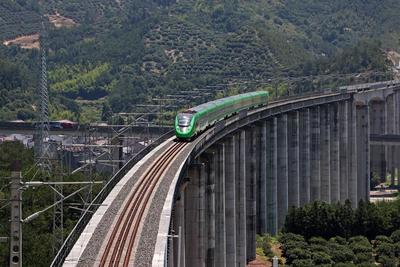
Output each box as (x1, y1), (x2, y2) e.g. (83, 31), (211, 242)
(175, 91), (269, 140)
(175, 111), (196, 140)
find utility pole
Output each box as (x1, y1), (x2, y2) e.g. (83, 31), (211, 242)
(7, 169), (102, 267)
(9, 161), (22, 267)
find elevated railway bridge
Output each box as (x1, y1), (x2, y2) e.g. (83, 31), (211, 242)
(49, 81), (400, 267)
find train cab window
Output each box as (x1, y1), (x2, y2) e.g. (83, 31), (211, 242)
(178, 113), (193, 127)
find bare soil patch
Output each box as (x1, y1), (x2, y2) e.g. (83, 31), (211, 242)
(3, 33), (39, 50)
(46, 12), (77, 28)
(247, 255), (271, 267)
(388, 50), (400, 67)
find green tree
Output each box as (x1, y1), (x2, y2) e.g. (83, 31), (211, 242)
(101, 102), (113, 122)
(377, 255), (398, 267)
(291, 259), (314, 267)
(328, 242), (355, 263)
(354, 200), (386, 239)
(376, 242), (395, 258)
(311, 251), (332, 265)
(390, 230), (400, 243)
(285, 248), (311, 265)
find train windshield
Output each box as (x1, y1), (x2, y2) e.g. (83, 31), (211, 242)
(177, 113), (193, 127)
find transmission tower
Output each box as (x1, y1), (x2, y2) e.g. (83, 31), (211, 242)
(35, 20), (51, 168)
(34, 16), (64, 255)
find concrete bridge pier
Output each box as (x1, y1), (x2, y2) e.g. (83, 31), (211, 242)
(339, 101), (349, 201)
(184, 162), (205, 267)
(171, 180), (187, 267)
(247, 127), (257, 261)
(265, 119), (278, 235)
(299, 109), (311, 206)
(224, 135), (237, 267)
(203, 151), (216, 267)
(310, 106), (321, 202)
(214, 143), (226, 267)
(396, 91), (400, 187)
(320, 105), (331, 202)
(330, 103), (340, 203)
(385, 95), (395, 187)
(258, 121), (267, 234)
(236, 131), (247, 266)
(369, 100), (386, 183)
(276, 114), (288, 230)
(356, 104), (370, 201)
(287, 112), (300, 208)
(349, 103), (358, 207)
(180, 130), (259, 267)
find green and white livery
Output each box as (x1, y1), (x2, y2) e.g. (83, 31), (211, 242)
(175, 91), (269, 140)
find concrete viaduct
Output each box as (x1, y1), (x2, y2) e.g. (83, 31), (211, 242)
(54, 82), (400, 267)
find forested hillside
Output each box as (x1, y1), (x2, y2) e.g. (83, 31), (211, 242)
(0, 0), (398, 121)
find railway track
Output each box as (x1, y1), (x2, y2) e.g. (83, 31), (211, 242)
(98, 141), (187, 267)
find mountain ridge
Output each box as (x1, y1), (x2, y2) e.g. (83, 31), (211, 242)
(0, 0), (397, 121)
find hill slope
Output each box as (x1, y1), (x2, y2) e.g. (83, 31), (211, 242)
(0, 0), (398, 121)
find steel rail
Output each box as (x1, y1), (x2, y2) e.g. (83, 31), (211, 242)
(99, 141), (186, 266)
(99, 142), (179, 266)
(50, 130), (174, 267)
(122, 142), (187, 266)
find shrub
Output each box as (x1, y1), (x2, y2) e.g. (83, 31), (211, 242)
(349, 236), (370, 245)
(349, 236), (372, 255)
(376, 242), (395, 257)
(291, 259), (314, 267)
(377, 255), (398, 267)
(309, 243), (330, 254)
(311, 251), (332, 265)
(282, 240), (308, 256)
(256, 247), (265, 256)
(390, 230), (400, 243)
(278, 233), (305, 244)
(374, 235), (393, 247)
(350, 242), (373, 254)
(285, 248), (311, 265)
(329, 243), (355, 263)
(329, 236), (347, 245)
(309, 236), (328, 246)
(353, 252), (373, 264)
(256, 234), (274, 257)
(335, 263), (356, 267)
(17, 108), (35, 120)
(355, 263), (376, 267)
(394, 242), (400, 257)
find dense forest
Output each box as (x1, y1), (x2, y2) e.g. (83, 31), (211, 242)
(0, 0), (397, 121)
(274, 200), (400, 266)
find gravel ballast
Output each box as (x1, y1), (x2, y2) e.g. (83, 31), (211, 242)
(75, 140), (174, 267)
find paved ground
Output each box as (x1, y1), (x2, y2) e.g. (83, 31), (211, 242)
(247, 256), (271, 267)
(370, 189), (398, 202)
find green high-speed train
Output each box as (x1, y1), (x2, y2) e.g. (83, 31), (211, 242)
(175, 91), (269, 140)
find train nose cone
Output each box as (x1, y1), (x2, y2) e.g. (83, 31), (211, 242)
(179, 127), (189, 133)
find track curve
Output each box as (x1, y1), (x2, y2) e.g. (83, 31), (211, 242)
(98, 141), (187, 267)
